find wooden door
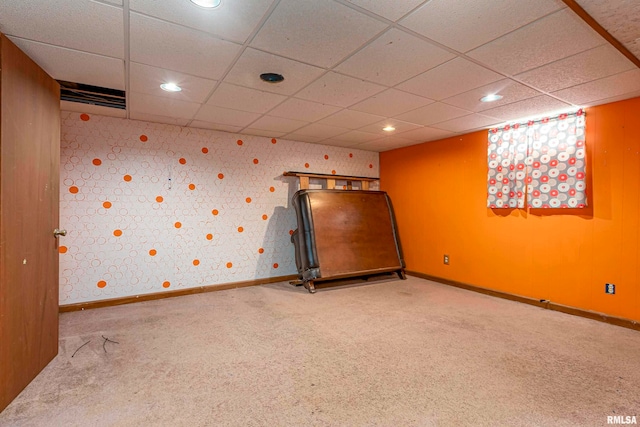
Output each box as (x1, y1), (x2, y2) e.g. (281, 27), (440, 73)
(0, 34), (61, 412)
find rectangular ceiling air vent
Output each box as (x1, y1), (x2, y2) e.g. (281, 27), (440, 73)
(58, 80), (126, 110)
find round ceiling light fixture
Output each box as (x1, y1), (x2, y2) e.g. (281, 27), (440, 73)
(160, 82), (182, 92)
(260, 73), (285, 83)
(190, 0), (222, 8)
(480, 93), (503, 103)
(382, 125), (396, 132)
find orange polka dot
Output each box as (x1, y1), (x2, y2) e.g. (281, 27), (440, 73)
(149, 249), (157, 256)
(92, 158), (102, 166)
(262, 214), (268, 220)
(369, 164), (373, 169)
(206, 233), (213, 240)
(324, 154), (329, 160)
(80, 113), (90, 121)
(174, 222), (182, 229)
(189, 183), (196, 190)
(113, 229), (122, 237)
(179, 158), (186, 165)
(349, 153), (353, 158)
(273, 263), (279, 269)
(193, 259), (200, 266)
(271, 138), (277, 144)
(226, 262), (233, 268)
(97, 280), (107, 288)
(253, 158), (261, 165)
(304, 163), (309, 168)
(237, 140), (243, 146)
(238, 227), (244, 233)
(140, 135), (148, 142)
(218, 173), (224, 179)
(58, 246), (68, 254)
(331, 170), (336, 175)
(212, 209), (219, 216)
(258, 248), (264, 254)
(162, 281), (171, 288)
(103, 201), (112, 209)
(246, 197), (252, 203)
(123, 174), (132, 182)
(202, 147), (209, 154)
(69, 186), (79, 194)
(269, 186), (275, 192)
(289, 229), (294, 235)
(156, 196), (164, 203)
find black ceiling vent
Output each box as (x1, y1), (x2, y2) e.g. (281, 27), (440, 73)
(58, 80), (126, 110)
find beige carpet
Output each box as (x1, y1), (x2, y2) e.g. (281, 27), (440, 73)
(1, 275), (639, 426)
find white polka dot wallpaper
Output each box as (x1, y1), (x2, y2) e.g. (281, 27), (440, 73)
(59, 112), (379, 305)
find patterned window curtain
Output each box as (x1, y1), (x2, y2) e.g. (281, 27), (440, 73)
(487, 109), (586, 209)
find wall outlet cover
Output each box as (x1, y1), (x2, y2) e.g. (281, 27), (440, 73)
(605, 283), (615, 294)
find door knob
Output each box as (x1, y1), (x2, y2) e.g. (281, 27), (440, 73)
(53, 228), (67, 237)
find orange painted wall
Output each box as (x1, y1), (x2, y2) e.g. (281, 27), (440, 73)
(380, 96), (640, 322)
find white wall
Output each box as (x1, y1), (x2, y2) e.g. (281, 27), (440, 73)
(59, 112), (379, 304)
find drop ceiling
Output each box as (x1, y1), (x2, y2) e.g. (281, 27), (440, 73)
(1, 0), (639, 152)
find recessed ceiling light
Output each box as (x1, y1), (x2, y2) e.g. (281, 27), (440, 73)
(480, 94), (503, 103)
(383, 125), (396, 132)
(160, 83), (182, 92)
(260, 73), (285, 83)
(190, 0), (221, 8)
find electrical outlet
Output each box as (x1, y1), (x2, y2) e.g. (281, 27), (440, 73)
(443, 254), (449, 265)
(605, 283), (615, 294)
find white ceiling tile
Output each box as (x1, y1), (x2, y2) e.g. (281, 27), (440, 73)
(267, 99), (341, 122)
(0, 0), (124, 58)
(101, 0), (123, 4)
(242, 128), (287, 138)
(581, 89), (640, 108)
(8, 37), (124, 90)
(395, 102), (472, 126)
(130, 62), (216, 103)
(515, 45), (636, 93)
(334, 29), (455, 86)
(60, 101), (127, 118)
(396, 57), (502, 100)
(551, 69), (640, 105)
(295, 72), (386, 107)
(193, 104), (262, 127)
(351, 88), (434, 117)
(431, 113), (500, 133)
(129, 0), (274, 44)
(189, 121), (243, 134)
(283, 133), (326, 144)
(395, 126), (455, 142)
(129, 92), (201, 120)
(318, 139), (362, 148)
(318, 110), (385, 128)
(293, 123), (350, 139)
(246, 116), (309, 133)
(343, 0), (426, 22)
(207, 83), (288, 114)
(442, 79), (542, 112)
(357, 119), (423, 135)
(400, 0), (564, 53)
(329, 130), (384, 144)
(250, 0), (386, 68)
(467, 9), (606, 75)
(224, 48), (326, 95)
(130, 13), (242, 79)
(356, 136), (419, 152)
(574, 0), (640, 45)
(130, 112), (190, 127)
(480, 95), (573, 121)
